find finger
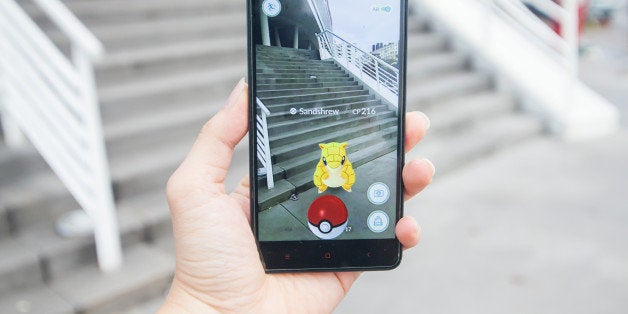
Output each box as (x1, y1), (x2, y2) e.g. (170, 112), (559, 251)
(405, 111), (430, 153)
(396, 215), (422, 250)
(230, 175), (251, 220)
(403, 158), (435, 201)
(178, 79), (248, 187)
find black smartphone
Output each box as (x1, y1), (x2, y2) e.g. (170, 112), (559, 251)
(248, 0), (407, 272)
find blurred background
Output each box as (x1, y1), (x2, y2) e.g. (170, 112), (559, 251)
(0, 0), (626, 313)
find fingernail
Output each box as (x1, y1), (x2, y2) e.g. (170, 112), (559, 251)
(227, 78), (247, 107)
(421, 158), (436, 177)
(417, 111), (431, 130)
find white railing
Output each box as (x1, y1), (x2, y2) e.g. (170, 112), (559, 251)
(415, 0), (619, 140)
(0, 0), (122, 271)
(256, 98), (274, 189)
(316, 30), (400, 106)
(485, 0), (580, 74)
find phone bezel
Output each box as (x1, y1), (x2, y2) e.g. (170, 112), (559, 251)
(247, 0), (408, 272)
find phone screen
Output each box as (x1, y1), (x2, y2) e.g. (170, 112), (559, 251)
(249, 0), (405, 270)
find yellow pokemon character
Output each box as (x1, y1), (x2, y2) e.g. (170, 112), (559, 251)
(313, 142), (356, 193)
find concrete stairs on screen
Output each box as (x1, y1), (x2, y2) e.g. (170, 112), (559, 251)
(0, 0), (544, 312)
(255, 45), (399, 210)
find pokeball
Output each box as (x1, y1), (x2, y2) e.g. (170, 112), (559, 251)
(307, 195), (348, 240)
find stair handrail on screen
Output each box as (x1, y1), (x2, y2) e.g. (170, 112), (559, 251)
(316, 30), (400, 107)
(0, 0), (122, 272)
(256, 98), (275, 190)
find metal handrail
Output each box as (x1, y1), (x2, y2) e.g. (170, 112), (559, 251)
(0, 0), (121, 272)
(31, 0), (105, 60)
(316, 30), (400, 106)
(486, 0), (579, 74)
(256, 98), (274, 189)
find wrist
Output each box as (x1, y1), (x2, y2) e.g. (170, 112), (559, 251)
(158, 278), (220, 314)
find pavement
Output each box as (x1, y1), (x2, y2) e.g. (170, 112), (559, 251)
(336, 11), (628, 314)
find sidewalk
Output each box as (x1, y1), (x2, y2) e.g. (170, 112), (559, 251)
(338, 131), (628, 313)
(337, 13), (628, 314)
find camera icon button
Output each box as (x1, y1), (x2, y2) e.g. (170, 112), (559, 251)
(367, 182), (390, 205)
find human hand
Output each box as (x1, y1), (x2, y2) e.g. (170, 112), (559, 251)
(159, 80), (435, 313)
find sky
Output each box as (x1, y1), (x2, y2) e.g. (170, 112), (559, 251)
(327, 0), (401, 52)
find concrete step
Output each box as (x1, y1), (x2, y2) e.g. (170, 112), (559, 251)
(257, 80), (360, 91)
(258, 136), (398, 209)
(260, 89), (368, 105)
(45, 12), (246, 53)
(96, 35), (247, 86)
(47, 244), (173, 314)
(277, 127), (398, 179)
(413, 114), (545, 174)
(256, 72), (349, 79)
(0, 171), (79, 233)
(259, 59), (338, 68)
(108, 140), (188, 201)
(94, 13), (244, 49)
(426, 91), (518, 135)
(271, 116), (398, 163)
(0, 146), (47, 187)
(0, 206), (9, 237)
(256, 76), (354, 85)
(257, 56), (317, 63)
(0, 239), (43, 296)
(407, 50), (469, 81)
(256, 45), (314, 54)
(258, 63), (341, 71)
(406, 72), (493, 109)
(23, 0), (244, 27)
(99, 64), (245, 122)
(4, 189), (171, 282)
(104, 100), (214, 158)
(407, 32), (449, 55)
(256, 85), (363, 98)
(256, 68), (343, 75)
(268, 110), (395, 147)
(0, 286), (73, 314)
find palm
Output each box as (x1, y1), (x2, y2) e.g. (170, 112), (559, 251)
(169, 177), (356, 313)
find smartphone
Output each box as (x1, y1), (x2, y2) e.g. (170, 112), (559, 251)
(248, 0), (407, 272)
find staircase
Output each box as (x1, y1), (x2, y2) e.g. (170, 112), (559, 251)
(255, 45), (398, 210)
(0, 0), (543, 312)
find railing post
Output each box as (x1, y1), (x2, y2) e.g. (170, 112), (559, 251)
(375, 61), (381, 92)
(261, 112), (274, 189)
(72, 46), (122, 273)
(0, 51), (26, 147)
(561, 0), (579, 75)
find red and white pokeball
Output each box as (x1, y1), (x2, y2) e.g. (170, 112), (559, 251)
(307, 195), (348, 240)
